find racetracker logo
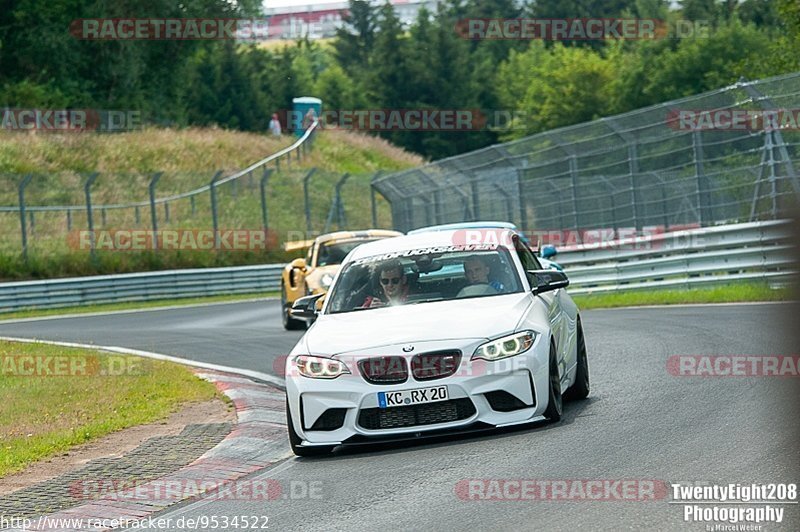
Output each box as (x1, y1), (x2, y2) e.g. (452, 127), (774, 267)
(67, 478), (316, 501)
(667, 109), (800, 131)
(0, 355), (143, 377)
(455, 479), (668, 501)
(287, 109), (485, 132)
(0, 109), (140, 132)
(454, 18), (708, 40)
(667, 355), (800, 377)
(69, 19), (271, 40)
(275, 354), (532, 379)
(67, 229), (278, 251)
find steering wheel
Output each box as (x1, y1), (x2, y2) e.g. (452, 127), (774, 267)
(456, 283), (499, 298)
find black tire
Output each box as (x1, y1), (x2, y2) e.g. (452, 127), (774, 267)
(281, 282), (307, 331)
(564, 320), (590, 401)
(543, 343), (563, 422)
(286, 400), (335, 457)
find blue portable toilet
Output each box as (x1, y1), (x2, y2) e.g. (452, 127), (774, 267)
(291, 97), (322, 137)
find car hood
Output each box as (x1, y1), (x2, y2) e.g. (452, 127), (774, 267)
(303, 293), (532, 355)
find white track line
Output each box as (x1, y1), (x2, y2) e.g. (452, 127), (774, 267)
(0, 335), (286, 390)
(0, 297), (278, 324)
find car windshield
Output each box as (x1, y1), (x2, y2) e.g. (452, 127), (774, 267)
(326, 246), (522, 314)
(316, 240), (377, 267)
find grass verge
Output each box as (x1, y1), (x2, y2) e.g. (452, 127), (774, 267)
(572, 282), (794, 310)
(0, 340), (221, 477)
(0, 291), (278, 321)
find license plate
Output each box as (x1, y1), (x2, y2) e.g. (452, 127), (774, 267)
(377, 385), (448, 409)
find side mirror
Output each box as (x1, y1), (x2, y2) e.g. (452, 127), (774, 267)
(290, 293), (325, 321)
(527, 269), (569, 295)
(290, 258), (307, 270)
(540, 245), (558, 259)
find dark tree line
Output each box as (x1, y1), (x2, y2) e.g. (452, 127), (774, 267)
(1, 0), (797, 159)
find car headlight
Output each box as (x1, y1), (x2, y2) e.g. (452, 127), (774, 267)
(320, 273), (334, 288)
(294, 355), (350, 379)
(472, 331), (536, 361)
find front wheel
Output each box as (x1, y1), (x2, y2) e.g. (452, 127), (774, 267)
(281, 282), (307, 331)
(286, 400), (335, 457)
(564, 320), (590, 401)
(543, 344), (563, 422)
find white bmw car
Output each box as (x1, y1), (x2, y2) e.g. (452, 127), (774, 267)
(284, 228), (589, 456)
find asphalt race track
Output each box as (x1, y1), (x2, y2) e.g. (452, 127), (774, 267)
(1, 301), (798, 530)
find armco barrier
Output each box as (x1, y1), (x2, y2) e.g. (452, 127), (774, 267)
(0, 264), (283, 313)
(0, 220), (794, 313)
(557, 220), (796, 295)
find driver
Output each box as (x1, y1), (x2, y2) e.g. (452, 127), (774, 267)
(463, 255), (505, 292)
(362, 259), (409, 308)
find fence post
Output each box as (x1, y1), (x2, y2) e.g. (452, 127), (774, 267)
(260, 168), (272, 231)
(568, 156), (582, 243)
(370, 171), (383, 227)
(190, 196), (196, 216)
(692, 131), (711, 226)
(101, 208), (107, 227)
(18, 174), (33, 260)
(335, 173), (350, 227)
(470, 179), (481, 221)
(740, 78), (800, 195)
(164, 202), (170, 223)
(627, 143), (640, 233)
(149, 172), (162, 249)
(84, 172), (99, 256)
(597, 176), (618, 235)
(134, 206), (140, 225)
(67, 209), (72, 231)
(303, 168), (317, 233)
(650, 173), (670, 231)
(516, 168), (529, 231)
(209, 170), (223, 249)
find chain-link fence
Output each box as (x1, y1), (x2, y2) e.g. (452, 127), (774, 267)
(373, 73), (800, 243)
(0, 120), (399, 278)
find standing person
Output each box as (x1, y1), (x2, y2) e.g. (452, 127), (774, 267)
(302, 107), (317, 130)
(269, 113), (281, 136)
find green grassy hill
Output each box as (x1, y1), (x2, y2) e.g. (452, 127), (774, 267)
(0, 128), (423, 280)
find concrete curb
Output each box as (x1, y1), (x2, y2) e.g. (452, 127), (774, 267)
(9, 369), (290, 531)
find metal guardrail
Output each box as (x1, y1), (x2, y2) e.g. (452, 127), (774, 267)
(559, 220), (796, 294)
(0, 265), (283, 312)
(0, 220), (793, 313)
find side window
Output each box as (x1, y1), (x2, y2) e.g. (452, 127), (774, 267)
(514, 235), (542, 272)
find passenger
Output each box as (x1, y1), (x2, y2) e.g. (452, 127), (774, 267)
(463, 255), (505, 292)
(362, 260), (409, 308)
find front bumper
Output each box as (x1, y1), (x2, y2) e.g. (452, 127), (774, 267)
(286, 336), (552, 447)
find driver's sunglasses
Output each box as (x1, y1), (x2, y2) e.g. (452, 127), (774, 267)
(380, 277), (402, 286)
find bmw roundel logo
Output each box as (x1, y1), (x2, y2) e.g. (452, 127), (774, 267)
(402, 345), (415, 352)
